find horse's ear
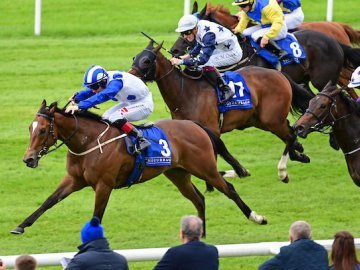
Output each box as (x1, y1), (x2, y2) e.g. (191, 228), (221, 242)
(323, 80), (335, 91)
(153, 41), (164, 54)
(49, 102), (57, 114)
(191, 1), (198, 13)
(146, 40), (154, 49)
(41, 100), (47, 108)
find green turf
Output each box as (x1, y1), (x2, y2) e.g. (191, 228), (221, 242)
(0, 0), (360, 269)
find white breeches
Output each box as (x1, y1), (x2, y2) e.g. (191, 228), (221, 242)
(103, 92), (154, 122)
(243, 23), (288, 42)
(284, 7), (304, 30)
(202, 42), (243, 67)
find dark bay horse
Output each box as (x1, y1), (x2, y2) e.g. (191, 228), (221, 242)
(171, 2), (360, 96)
(294, 85), (360, 186)
(129, 41), (314, 183)
(13, 100), (267, 235)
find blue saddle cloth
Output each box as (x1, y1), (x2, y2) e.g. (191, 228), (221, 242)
(217, 71), (253, 113)
(125, 126), (172, 187)
(250, 33), (306, 69)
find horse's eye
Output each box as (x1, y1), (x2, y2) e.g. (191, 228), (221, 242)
(320, 104), (327, 109)
(39, 128), (46, 135)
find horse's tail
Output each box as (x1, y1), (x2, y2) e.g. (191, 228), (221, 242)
(338, 23), (360, 46)
(282, 72), (315, 115)
(195, 123), (249, 178)
(339, 43), (360, 69)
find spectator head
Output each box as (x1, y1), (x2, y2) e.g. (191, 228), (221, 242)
(81, 216), (104, 244)
(180, 215), (203, 243)
(289, 221), (311, 242)
(331, 231), (359, 269)
(15, 255), (37, 270)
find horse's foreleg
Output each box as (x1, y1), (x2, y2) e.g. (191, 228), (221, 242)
(93, 182), (113, 222)
(11, 175), (84, 235)
(164, 169), (206, 237)
(203, 172), (267, 225)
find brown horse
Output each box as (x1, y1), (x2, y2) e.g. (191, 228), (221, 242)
(171, 2), (360, 96)
(294, 85), (360, 186)
(129, 41), (314, 183)
(12, 100), (267, 235)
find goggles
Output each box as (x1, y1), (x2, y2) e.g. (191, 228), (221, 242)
(88, 82), (100, 90)
(181, 29), (193, 36)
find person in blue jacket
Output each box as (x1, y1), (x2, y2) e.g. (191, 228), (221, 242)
(258, 220), (329, 270)
(65, 216), (128, 270)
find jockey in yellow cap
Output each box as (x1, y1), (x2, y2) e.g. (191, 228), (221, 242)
(232, 0), (288, 60)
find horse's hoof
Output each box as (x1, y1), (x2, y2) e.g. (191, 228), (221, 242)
(281, 175), (289, 184)
(249, 211), (267, 225)
(299, 154), (310, 163)
(11, 227), (24, 235)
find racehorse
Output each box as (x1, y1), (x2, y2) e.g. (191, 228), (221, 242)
(170, 2), (360, 97)
(13, 100), (267, 235)
(129, 41), (314, 183)
(294, 84), (360, 186)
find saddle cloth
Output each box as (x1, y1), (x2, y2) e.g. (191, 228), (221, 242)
(217, 71), (253, 113)
(250, 33), (306, 69)
(124, 126), (172, 187)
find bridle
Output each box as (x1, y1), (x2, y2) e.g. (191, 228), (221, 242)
(132, 49), (176, 82)
(35, 112), (79, 158)
(305, 91), (352, 134)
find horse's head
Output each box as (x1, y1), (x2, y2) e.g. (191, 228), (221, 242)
(23, 100), (58, 168)
(129, 41), (163, 82)
(294, 82), (341, 138)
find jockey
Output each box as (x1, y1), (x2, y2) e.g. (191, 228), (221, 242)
(276, 0), (304, 31)
(170, 14), (243, 103)
(66, 65), (153, 152)
(348, 66), (360, 105)
(232, 0), (289, 60)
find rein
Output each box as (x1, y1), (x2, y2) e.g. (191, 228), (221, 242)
(68, 121), (127, 156)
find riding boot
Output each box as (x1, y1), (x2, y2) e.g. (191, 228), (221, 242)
(264, 39), (289, 60)
(112, 119), (151, 153)
(203, 67), (235, 103)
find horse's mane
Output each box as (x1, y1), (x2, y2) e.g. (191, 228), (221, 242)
(211, 4), (230, 15)
(46, 102), (111, 124)
(339, 90), (359, 114)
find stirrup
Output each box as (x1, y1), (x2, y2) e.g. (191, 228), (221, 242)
(219, 86), (235, 104)
(135, 137), (151, 153)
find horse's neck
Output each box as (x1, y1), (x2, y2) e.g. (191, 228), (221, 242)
(213, 10), (238, 29)
(54, 112), (113, 152)
(155, 56), (219, 123)
(332, 100), (360, 153)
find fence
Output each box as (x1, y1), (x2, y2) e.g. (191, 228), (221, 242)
(2, 238), (360, 267)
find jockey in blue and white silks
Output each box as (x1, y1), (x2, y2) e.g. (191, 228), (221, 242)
(171, 15), (241, 103)
(277, 0), (304, 31)
(66, 65), (153, 152)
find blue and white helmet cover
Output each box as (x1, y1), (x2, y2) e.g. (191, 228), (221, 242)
(83, 65), (108, 87)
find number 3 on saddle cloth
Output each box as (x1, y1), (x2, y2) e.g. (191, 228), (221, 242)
(250, 33), (306, 69)
(124, 126), (172, 187)
(217, 71), (253, 112)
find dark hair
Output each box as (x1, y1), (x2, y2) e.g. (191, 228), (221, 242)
(331, 231), (359, 270)
(15, 255), (37, 270)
